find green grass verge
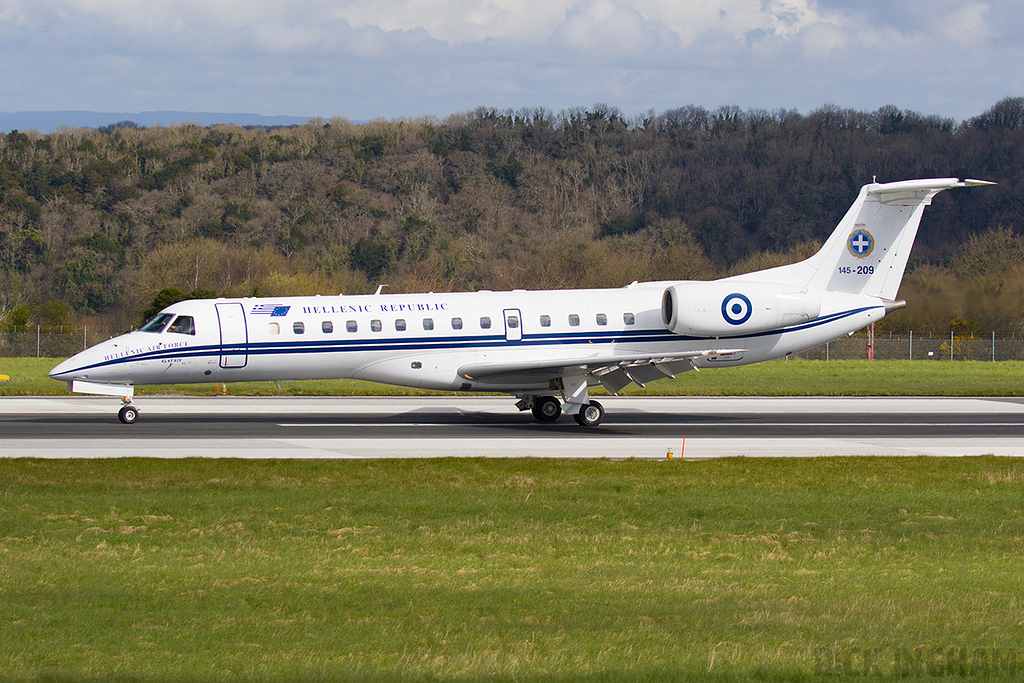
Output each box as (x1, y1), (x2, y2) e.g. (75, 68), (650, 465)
(3, 357), (1023, 396)
(1, 457), (1022, 682)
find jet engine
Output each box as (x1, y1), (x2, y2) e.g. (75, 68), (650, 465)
(662, 281), (821, 337)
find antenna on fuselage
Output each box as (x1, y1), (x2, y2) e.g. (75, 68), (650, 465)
(374, 284), (389, 295)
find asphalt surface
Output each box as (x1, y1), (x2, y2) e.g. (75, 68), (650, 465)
(2, 396), (1023, 458)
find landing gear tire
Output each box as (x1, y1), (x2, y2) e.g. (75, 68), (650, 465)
(573, 401), (605, 427)
(532, 396), (562, 422)
(118, 405), (139, 424)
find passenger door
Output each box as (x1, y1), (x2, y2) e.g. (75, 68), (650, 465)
(216, 302), (248, 368)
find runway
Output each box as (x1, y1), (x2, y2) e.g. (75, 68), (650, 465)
(2, 395), (1023, 458)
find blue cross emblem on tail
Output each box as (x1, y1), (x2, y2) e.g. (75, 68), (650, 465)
(847, 229), (874, 258)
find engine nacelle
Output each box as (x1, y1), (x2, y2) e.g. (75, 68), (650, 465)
(662, 281), (821, 337)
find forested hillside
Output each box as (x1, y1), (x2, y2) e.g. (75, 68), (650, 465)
(2, 98), (1023, 334)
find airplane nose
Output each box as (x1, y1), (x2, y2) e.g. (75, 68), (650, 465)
(49, 355), (80, 381)
(49, 344), (105, 381)
(49, 335), (135, 385)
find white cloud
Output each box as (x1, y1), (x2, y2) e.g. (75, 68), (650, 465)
(936, 2), (994, 46)
(626, 0), (841, 45)
(334, 0), (567, 43)
(794, 20), (847, 61)
(546, 0), (682, 63)
(250, 23), (325, 53)
(16, 0), (846, 45)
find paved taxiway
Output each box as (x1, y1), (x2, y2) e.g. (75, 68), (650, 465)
(2, 396), (1023, 458)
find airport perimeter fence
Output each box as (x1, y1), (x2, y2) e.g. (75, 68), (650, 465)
(0, 328), (108, 358)
(795, 333), (1024, 361)
(2, 328), (1023, 361)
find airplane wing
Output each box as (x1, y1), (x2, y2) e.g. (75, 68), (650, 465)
(457, 348), (746, 394)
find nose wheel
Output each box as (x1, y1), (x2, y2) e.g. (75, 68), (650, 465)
(118, 402), (139, 424)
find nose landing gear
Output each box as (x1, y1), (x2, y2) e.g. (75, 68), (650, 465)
(118, 399), (138, 424)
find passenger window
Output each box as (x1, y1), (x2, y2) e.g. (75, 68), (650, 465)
(140, 313), (173, 333)
(395, 319), (407, 331)
(507, 315), (519, 329)
(451, 317), (463, 330)
(540, 315), (551, 327)
(568, 314), (580, 327)
(623, 312), (635, 325)
(322, 321), (333, 334)
(480, 316), (492, 329)
(167, 315), (195, 335)
(293, 322), (305, 334)
(596, 313), (607, 326)
(422, 318), (434, 331)
(269, 322), (280, 335)
(371, 319), (382, 332)
(346, 320), (358, 333)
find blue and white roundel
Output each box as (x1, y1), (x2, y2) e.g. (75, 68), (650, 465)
(847, 229), (874, 258)
(721, 293), (752, 326)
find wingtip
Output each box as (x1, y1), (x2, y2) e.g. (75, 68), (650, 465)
(962, 178), (997, 187)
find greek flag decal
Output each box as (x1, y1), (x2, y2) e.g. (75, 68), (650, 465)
(251, 304), (291, 317)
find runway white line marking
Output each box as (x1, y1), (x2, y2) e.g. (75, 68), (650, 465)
(277, 422), (1021, 428)
(279, 423), (454, 427)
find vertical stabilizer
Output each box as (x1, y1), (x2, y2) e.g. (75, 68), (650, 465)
(729, 178), (994, 300)
(810, 178), (989, 300)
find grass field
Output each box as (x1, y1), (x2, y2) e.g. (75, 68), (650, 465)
(3, 357), (1024, 397)
(1, 457), (1023, 682)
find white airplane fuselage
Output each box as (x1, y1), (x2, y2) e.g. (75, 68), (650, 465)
(50, 285), (883, 390)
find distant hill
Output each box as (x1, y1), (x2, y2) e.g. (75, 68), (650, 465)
(0, 110), (312, 133)
(1, 99), (1022, 335)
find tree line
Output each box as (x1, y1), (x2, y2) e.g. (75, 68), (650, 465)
(1, 97), (1023, 336)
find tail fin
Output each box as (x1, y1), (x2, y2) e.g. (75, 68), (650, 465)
(730, 178), (995, 299)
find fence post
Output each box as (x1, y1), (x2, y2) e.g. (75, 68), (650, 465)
(84, 325), (88, 351)
(909, 330), (913, 360)
(951, 331), (954, 361)
(992, 331), (996, 362)
(36, 325), (40, 358)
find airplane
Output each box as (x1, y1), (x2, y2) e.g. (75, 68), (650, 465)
(49, 177), (993, 426)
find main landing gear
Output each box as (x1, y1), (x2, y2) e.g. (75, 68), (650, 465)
(518, 395), (605, 427)
(531, 396), (562, 421)
(573, 400), (605, 427)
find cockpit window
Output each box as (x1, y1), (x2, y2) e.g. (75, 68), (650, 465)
(167, 315), (195, 335)
(140, 313), (173, 333)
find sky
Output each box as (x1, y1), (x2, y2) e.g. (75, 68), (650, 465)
(1, 0), (1021, 124)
